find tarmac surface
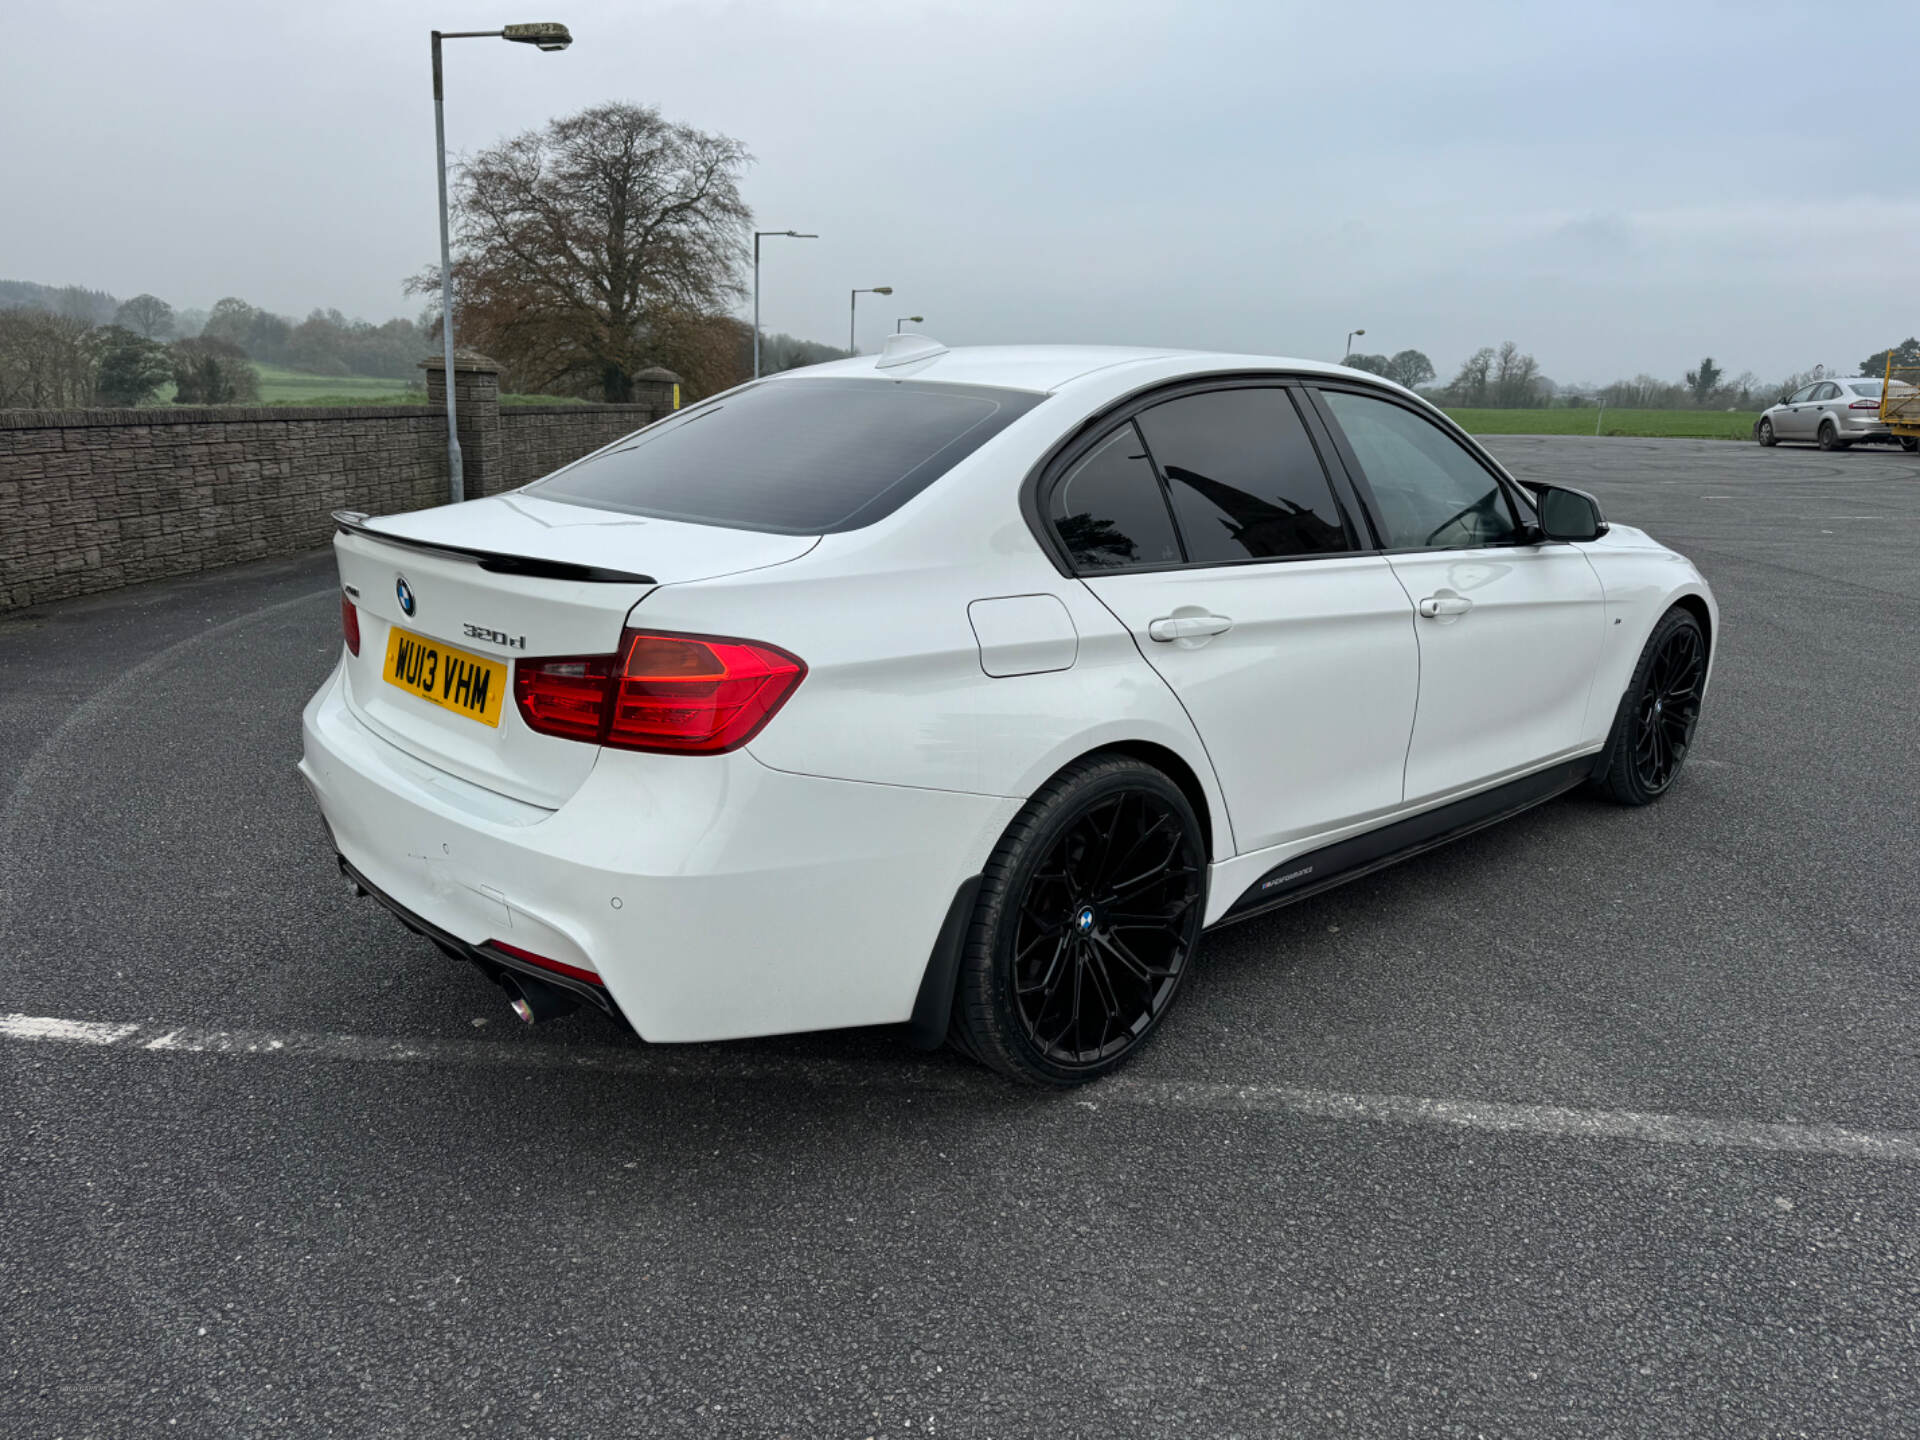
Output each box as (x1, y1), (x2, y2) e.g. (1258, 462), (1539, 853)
(3, 434), (1918, 1437)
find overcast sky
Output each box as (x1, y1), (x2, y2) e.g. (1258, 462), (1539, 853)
(5, 0), (1916, 385)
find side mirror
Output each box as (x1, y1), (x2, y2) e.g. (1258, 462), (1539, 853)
(1534, 483), (1607, 543)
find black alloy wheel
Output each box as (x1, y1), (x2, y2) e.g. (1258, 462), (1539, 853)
(1594, 607), (1707, 806)
(1756, 417), (1775, 447)
(951, 755), (1205, 1084)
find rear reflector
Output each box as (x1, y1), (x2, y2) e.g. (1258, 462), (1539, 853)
(341, 593), (361, 656)
(513, 629), (806, 755)
(486, 938), (605, 987)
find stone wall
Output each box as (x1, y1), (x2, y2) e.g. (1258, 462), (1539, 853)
(0, 355), (677, 612)
(500, 405), (654, 490)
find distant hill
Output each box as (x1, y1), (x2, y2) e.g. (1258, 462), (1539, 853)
(0, 279), (120, 326)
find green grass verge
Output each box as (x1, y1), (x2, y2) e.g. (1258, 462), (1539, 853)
(252, 365), (420, 404)
(251, 365), (589, 406)
(1443, 407), (1760, 440)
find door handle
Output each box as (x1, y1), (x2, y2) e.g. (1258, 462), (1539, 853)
(1148, 613), (1234, 642)
(1418, 594), (1473, 619)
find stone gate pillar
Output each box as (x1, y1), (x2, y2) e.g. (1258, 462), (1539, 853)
(421, 351), (504, 499)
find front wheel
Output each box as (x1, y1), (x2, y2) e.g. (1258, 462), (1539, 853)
(1592, 607), (1707, 806)
(1756, 417), (1776, 447)
(951, 755), (1206, 1085)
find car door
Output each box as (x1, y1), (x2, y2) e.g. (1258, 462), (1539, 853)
(1778, 383), (1819, 439)
(1309, 385), (1607, 806)
(1051, 382), (1420, 855)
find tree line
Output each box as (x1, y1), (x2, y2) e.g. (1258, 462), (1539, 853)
(1349, 337), (1920, 412)
(0, 307), (259, 409)
(0, 281), (451, 408)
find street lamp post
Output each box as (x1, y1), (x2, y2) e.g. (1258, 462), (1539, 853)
(849, 287), (892, 354)
(1343, 327), (1366, 361)
(432, 22), (572, 505)
(752, 230), (817, 379)
(895, 315), (924, 334)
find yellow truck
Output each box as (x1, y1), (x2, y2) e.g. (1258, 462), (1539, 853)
(1881, 356), (1920, 451)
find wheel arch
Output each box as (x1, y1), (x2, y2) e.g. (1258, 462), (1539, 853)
(1086, 739), (1221, 863)
(909, 736), (1223, 1054)
(1671, 590), (1713, 655)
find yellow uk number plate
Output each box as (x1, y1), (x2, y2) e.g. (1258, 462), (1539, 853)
(382, 629), (507, 727)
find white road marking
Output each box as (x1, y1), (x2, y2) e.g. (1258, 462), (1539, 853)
(0, 1014), (141, 1045)
(5, 1010), (1918, 1164)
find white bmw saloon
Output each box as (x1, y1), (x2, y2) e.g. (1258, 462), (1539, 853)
(302, 338), (1716, 1084)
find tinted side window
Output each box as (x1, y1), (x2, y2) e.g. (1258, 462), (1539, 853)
(1133, 388), (1351, 563)
(1049, 422), (1182, 571)
(1319, 390), (1523, 550)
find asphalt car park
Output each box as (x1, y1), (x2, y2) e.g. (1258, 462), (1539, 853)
(4, 435), (1919, 1436)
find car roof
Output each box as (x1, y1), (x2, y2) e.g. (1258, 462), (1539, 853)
(775, 343), (1404, 396)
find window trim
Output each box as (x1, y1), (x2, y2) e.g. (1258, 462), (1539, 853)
(1026, 374), (1378, 578)
(1300, 381), (1548, 557)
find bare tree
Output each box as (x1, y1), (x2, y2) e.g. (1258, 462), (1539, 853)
(0, 309), (95, 408)
(1449, 347), (1495, 405)
(1487, 341), (1537, 407)
(414, 101), (753, 401)
(114, 294), (176, 340)
(1386, 349), (1435, 390)
(1340, 352), (1394, 379)
(201, 297), (258, 350)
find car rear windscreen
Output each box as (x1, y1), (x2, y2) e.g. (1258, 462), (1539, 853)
(1848, 382), (1884, 397)
(529, 378), (1048, 534)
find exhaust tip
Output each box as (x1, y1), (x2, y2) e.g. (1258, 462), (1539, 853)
(498, 971), (580, 1025)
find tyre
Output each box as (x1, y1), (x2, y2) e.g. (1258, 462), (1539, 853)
(1901, 436), (1918, 453)
(1591, 607), (1707, 806)
(1817, 420), (1844, 451)
(951, 755), (1206, 1085)
(1756, 418), (1776, 447)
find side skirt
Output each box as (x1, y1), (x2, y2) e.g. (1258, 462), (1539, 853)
(1210, 756), (1596, 929)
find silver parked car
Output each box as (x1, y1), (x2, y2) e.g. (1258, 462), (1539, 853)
(1756, 378), (1920, 451)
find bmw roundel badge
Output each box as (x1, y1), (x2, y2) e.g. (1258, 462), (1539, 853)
(395, 576), (416, 617)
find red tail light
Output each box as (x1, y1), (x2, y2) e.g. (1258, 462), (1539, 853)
(1850, 399), (1879, 409)
(513, 630), (806, 754)
(341, 592), (361, 656)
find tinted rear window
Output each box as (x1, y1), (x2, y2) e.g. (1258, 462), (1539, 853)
(529, 378), (1046, 534)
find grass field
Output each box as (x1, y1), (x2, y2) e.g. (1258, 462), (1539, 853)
(253, 365), (420, 404)
(1444, 407), (1759, 440)
(249, 364), (589, 407)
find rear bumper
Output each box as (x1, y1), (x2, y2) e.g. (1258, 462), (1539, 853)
(337, 853), (623, 1019)
(300, 663), (1020, 1042)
